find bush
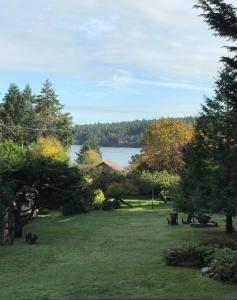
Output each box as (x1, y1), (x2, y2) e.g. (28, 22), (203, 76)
(127, 170), (180, 197)
(163, 241), (237, 283)
(62, 192), (88, 216)
(62, 200), (77, 216)
(163, 243), (216, 267)
(102, 199), (116, 210)
(210, 248), (237, 282)
(38, 208), (50, 215)
(93, 189), (105, 210)
(200, 239), (237, 250)
(106, 182), (139, 200)
(29, 136), (69, 162)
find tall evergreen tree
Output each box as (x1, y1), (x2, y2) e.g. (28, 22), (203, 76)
(0, 83), (36, 145)
(0, 84), (27, 145)
(21, 84), (37, 144)
(35, 79), (63, 135)
(35, 80), (75, 146)
(178, 0), (237, 233)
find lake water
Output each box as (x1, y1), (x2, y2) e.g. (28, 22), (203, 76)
(70, 145), (141, 167)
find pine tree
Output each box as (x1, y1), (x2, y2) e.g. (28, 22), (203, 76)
(35, 79), (63, 134)
(21, 84), (37, 144)
(35, 80), (75, 146)
(178, 0), (237, 233)
(0, 84), (26, 145)
(0, 83), (37, 145)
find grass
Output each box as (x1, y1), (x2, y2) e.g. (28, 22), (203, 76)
(0, 199), (237, 300)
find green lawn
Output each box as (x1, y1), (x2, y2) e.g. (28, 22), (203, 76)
(1, 199), (237, 300)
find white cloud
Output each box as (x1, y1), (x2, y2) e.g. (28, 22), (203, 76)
(67, 100), (200, 116)
(0, 0), (236, 80)
(100, 75), (212, 92)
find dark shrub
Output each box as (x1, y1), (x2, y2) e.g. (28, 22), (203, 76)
(163, 243), (216, 267)
(102, 199), (116, 210)
(210, 248), (237, 282)
(62, 200), (77, 216)
(200, 239), (237, 250)
(62, 195), (88, 216)
(38, 208), (50, 215)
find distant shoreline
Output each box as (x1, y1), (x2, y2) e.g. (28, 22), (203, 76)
(70, 145), (141, 166)
(74, 144), (142, 149)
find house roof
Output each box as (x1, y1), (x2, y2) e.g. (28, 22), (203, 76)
(78, 163), (97, 170)
(78, 160), (124, 172)
(96, 160), (124, 171)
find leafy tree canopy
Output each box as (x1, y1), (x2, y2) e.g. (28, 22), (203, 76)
(139, 119), (193, 173)
(28, 136), (69, 162)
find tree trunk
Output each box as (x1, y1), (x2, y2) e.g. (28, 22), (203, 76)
(14, 223), (23, 238)
(151, 187), (154, 209)
(120, 199), (133, 208)
(226, 213), (235, 234)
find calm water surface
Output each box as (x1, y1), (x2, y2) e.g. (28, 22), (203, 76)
(70, 145), (141, 167)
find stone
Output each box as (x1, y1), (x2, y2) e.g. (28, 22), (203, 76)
(201, 267), (212, 274)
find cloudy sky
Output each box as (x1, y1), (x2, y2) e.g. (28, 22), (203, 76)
(0, 0), (235, 124)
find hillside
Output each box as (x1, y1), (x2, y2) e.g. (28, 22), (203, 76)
(74, 118), (194, 147)
(74, 119), (152, 147)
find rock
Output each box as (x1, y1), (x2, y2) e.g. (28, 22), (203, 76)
(201, 267), (212, 274)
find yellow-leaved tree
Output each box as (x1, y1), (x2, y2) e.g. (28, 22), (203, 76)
(81, 149), (102, 165)
(28, 136), (69, 162)
(142, 119), (193, 173)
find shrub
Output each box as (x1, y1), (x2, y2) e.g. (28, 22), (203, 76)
(163, 243), (216, 267)
(210, 248), (237, 282)
(28, 136), (69, 162)
(163, 241), (237, 283)
(62, 192), (88, 216)
(62, 200), (77, 216)
(93, 189), (105, 210)
(127, 170), (180, 197)
(106, 182), (139, 200)
(0, 140), (26, 171)
(102, 199), (116, 210)
(38, 208), (50, 215)
(200, 239), (237, 251)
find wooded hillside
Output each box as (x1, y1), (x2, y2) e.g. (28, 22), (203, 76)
(74, 118), (194, 147)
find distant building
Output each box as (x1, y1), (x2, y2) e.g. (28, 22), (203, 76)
(95, 160), (124, 172)
(78, 160), (124, 172)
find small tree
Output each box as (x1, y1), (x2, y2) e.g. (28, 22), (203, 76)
(76, 141), (102, 165)
(139, 170), (180, 208)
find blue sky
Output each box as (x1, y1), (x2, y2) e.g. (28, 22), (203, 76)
(0, 0), (234, 124)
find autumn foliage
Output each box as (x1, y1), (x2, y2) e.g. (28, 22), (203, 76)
(29, 136), (69, 162)
(141, 119), (193, 173)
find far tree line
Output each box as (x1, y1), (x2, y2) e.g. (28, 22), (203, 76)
(74, 117), (194, 148)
